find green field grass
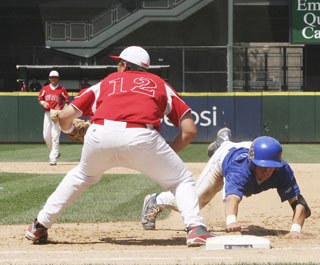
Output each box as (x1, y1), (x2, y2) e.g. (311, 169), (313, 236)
(0, 172), (163, 225)
(0, 143), (83, 162)
(1, 143), (320, 225)
(1, 143), (320, 162)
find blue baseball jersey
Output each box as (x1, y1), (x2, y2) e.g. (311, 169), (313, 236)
(222, 147), (300, 202)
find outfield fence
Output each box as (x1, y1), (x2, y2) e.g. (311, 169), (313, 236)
(0, 92), (320, 143)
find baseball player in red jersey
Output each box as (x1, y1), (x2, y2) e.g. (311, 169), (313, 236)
(38, 70), (70, 165)
(25, 46), (214, 246)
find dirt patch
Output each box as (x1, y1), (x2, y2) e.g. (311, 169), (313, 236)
(0, 162), (207, 175)
(0, 163), (319, 264)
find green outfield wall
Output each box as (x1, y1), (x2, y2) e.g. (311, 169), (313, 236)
(0, 92), (319, 143)
(260, 93), (319, 142)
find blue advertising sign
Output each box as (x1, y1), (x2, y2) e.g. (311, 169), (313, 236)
(159, 95), (262, 143)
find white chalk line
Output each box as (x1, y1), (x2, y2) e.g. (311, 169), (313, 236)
(2, 247), (320, 263)
(1, 257), (234, 262)
(2, 245), (320, 255)
(0, 253), (234, 263)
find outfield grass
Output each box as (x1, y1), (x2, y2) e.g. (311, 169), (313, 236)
(1, 143), (320, 162)
(0, 172), (164, 225)
(0, 144), (83, 162)
(1, 143), (320, 225)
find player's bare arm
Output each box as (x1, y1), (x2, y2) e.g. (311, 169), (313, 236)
(285, 195), (311, 239)
(58, 105), (82, 131)
(39, 100), (49, 109)
(169, 111), (197, 153)
(225, 194), (245, 232)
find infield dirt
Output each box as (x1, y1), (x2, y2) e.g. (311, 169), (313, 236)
(0, 162), (319, 264)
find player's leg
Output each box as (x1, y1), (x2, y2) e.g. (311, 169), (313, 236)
(123, 130), (202, 224)
(207, 127), (232, 157)
(48, 121), (61, 165)
(36, 165), (101, 227)
(26, 124), (116, 243)
(42, 112), (52, 151)
(197, 140), (252, 207)
(155, 191), (179, 211)
(25, 162), (104, 243)
(34, 123), (166, 230)
(122, 129), (214, 246)
(140, 139), (238, 230)
(196, 142), (230, 208)
(140, 137), (233, 230)
(141, 191), (178, 230)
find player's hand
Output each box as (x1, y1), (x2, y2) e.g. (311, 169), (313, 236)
(42, 102), (49, 109)
(225, 222), (248, 232)
(284, 231), (301, 239)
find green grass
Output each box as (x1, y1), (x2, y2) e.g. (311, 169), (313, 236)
(1, 143), (320, 225)
(2, 143), (320, 162)
(0, 143), (209, 162)
(281, 144), (320, 163)
(0, 143), (83, 162)
(0, 172), (164, 225)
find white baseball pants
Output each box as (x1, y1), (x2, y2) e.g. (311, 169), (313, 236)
(42, 111), (61, 161)
(38, 121), (205, 229)
(157, 140), (252, 209)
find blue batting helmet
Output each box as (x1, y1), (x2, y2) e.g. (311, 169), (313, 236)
(248, 136), (283, 168)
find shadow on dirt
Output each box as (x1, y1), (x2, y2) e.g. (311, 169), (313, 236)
(44, 226), (288, 246)
(241, 225), (288, 236)
(46, 236), (186, 246)
(100, 236), (186, 246)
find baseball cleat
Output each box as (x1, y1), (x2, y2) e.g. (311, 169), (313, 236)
(207, 127), (231, 157)
(49, 158), (57, 166)
(25, 219), (48, 244)
(141, 193), (162, 230)
(186, 225), (215, 247)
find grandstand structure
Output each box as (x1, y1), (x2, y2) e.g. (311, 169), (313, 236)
(0, 0), (319, 92)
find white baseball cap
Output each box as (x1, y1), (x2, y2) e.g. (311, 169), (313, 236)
(110, 46), (150, 69)
(49, 70), (59, 77)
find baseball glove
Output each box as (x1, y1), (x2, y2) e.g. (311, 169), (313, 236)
(66, 119), (90, 143)
(50, 109), (61, 122)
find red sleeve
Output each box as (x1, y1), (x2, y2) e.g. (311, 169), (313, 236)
(38, 87), (46, 101)
(77, 88), (87, 97)
(163, 83), (191, 127)
(166, 96), (191, 127)
(61, 87), (70, 102)
(71, 89), (95, 117)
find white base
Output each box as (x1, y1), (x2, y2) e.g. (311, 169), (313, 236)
(206, 235), (271, 250)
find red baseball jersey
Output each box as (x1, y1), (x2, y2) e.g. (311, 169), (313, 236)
(38, 85), (70, 111)
(71, 71), (191, 131)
